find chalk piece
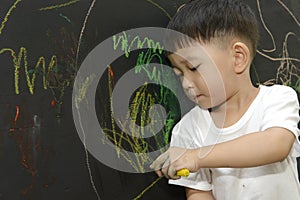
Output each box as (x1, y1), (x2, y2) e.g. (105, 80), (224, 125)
(176, 168), (190, 177)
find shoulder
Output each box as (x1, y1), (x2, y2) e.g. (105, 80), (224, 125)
(179, 105), (209, 124)
(258, 85), (300, 143)
(170, 106), (207, 147)
(259, 84), (298, 100)
(172, 106), (206, 132)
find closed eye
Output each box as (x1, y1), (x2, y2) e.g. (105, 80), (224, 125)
(189, 64), (201, 72)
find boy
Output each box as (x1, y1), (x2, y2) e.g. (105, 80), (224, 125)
(150, 0), (300, 199)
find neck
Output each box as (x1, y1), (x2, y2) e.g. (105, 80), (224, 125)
(209, 83), (259, 128)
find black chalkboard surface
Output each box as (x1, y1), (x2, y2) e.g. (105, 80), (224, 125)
(0, 0), (299, 200)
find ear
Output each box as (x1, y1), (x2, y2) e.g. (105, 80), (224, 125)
(232, 42), (250, 74)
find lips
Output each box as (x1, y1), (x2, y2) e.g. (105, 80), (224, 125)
(186, 89), (202, 101)
(195, 94), (202, 98)
(192, 94), (202, 102)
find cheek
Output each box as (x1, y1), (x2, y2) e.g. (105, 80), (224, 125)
(195, 76), (209, 92)
(201, 68), (227, 104)
(199, 66), (220, 87)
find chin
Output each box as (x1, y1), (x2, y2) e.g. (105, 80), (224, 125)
(195, 102), (211, 110)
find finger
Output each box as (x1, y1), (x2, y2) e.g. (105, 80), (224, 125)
(154, 169), (164, 177)
(167, 165), (181, 180)
(150, 150), (169, 170)
(161, 157), (170, 179)
(162, 168), (169, 179)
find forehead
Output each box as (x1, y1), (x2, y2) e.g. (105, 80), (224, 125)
(167, 45), (212, 66)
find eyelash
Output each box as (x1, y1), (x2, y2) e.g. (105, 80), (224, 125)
(173, 64), (201, 77)
(189, 64), (200, 71)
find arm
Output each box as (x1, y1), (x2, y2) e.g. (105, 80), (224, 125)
(151, 127), (296, 178)
(195, 127), (295, 168)
(186, 188), (215, 200)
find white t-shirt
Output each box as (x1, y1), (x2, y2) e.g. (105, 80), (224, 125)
(169, 84), (300, 199)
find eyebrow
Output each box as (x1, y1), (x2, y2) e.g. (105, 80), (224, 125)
(183, 55), (199, 62)
(175, 56), (197, 67)
(172, 53), (198, 61)
(170, 59), (189, 68)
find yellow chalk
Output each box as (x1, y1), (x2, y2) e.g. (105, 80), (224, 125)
(176, 168), (190, 177)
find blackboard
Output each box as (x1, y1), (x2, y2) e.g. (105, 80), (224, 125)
(0, 0), (299, 200)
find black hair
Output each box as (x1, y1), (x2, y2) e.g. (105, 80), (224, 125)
(165, 0), (259, 58)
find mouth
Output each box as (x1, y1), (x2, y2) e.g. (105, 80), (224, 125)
(186, 89), (202, 102)
(192, 94), (202, 102)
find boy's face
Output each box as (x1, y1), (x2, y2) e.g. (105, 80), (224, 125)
(168, 42), (235, 109)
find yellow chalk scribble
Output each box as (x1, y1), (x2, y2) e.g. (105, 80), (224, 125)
(75, 74), (95, 109)
(39, 0), (80, 11)
(75, 0), (97, 67)
(0, 0), (22, 35)
(146, 0), (171, 19)
(133, 177), (163, 200)
(100, 66), (166, 173)
(73, 71), (99, 200)
(0, 47), (57, 94)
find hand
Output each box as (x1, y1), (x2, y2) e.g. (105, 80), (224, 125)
(150, 147), (201, 179)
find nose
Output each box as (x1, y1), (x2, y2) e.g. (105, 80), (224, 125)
(181, 76), (194, 90)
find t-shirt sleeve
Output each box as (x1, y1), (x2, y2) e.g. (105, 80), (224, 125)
(168, 110), (213, 191)
(261, 85), (300, 156)
(261, 85), (299, 136)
